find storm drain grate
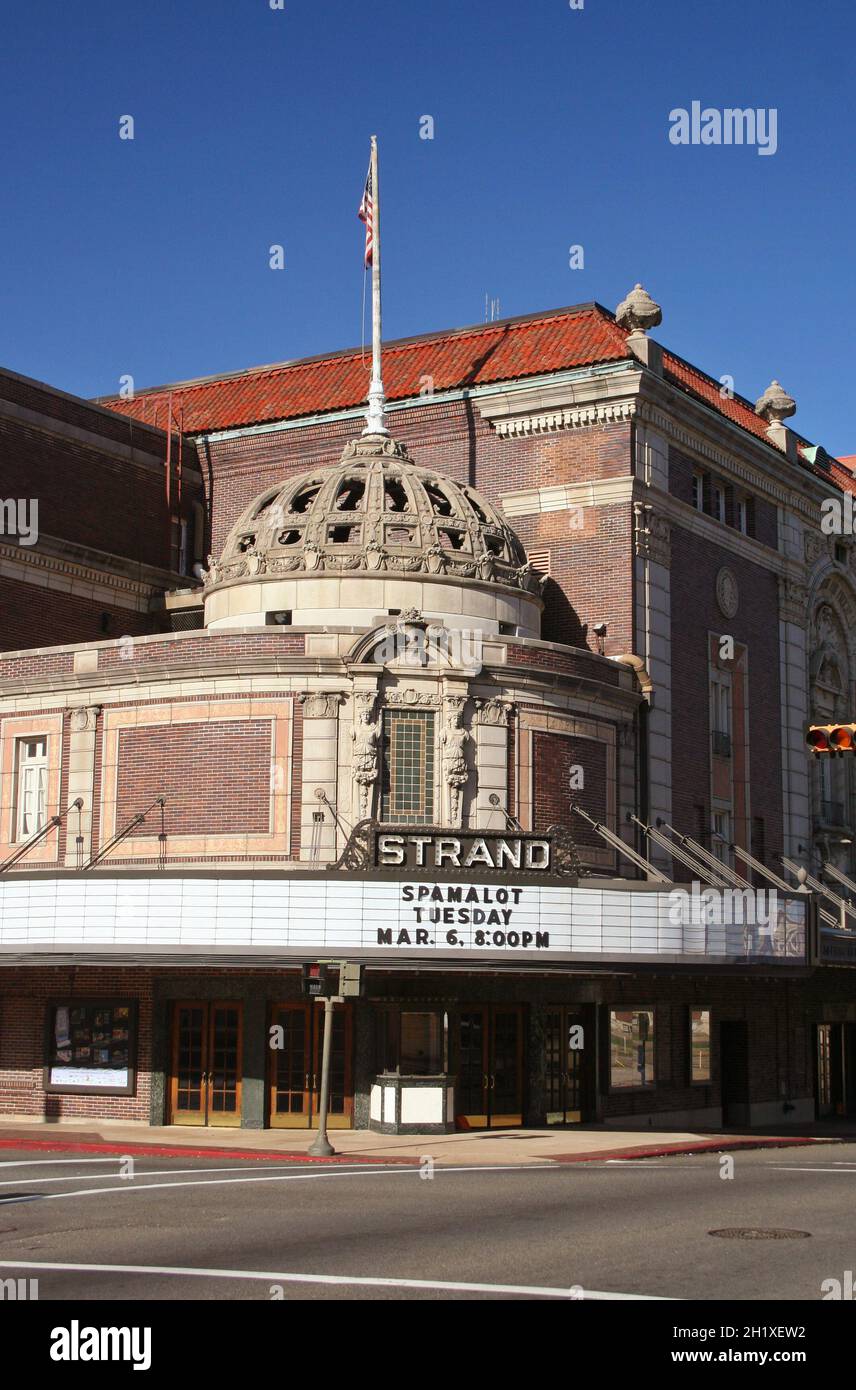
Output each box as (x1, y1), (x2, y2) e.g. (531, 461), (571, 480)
(709, 1227), (811, 1240)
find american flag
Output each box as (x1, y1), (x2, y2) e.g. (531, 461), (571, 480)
(358, 160), (374, 267)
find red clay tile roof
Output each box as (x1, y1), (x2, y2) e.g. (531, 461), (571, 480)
(96, 304), (630, 434)
(97, 302), (830, 485)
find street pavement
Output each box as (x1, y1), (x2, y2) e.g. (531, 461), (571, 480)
(1, 1142), (855, 1301)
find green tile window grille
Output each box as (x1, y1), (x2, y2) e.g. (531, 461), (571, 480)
(382, 709), (435, 824)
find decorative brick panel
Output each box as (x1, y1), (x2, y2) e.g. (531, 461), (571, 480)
(115, 721), (273, 836)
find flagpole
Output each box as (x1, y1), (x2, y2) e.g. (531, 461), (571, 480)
(364, 134), (388, 435)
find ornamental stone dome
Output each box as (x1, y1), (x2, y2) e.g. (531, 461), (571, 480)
(203, 433), (543, 637)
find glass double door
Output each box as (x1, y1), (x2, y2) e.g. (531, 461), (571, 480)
(545, 1006), (591, 1124)
(269, 1002), (354, 1129)
(169, 1002), (243, 1127)
(455, 1005), (524, 1129)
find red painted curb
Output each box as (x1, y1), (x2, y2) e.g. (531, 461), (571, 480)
(0, 1136), (417, 1166)
(548, 1136), (827, 1164)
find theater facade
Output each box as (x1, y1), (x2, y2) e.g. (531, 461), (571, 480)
(1, 289), (856, 1134)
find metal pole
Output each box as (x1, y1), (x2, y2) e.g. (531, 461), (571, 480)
(363, 135), (387, 436)
(308, 995), (336, 1157)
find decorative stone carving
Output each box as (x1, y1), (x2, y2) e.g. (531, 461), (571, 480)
(633, 503), (671, 567)
(69, 706), (100, 733)
(203, 554), (219, 586)
(474, 698), (512, 727)
(754, 380), (796, 423)
(441, 700), (470, 828)
(804, 530), (825, 566)
(385, 688), (440, 706)
(615, 283), (662, 334)
(715, 566), (740, 619)
(778, 577), (808, 626)
(299, 692), (343, 720)
(351, 695), (381, 820)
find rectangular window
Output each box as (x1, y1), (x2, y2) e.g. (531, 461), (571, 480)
(712, 810), (732, 862)
(692, 472), (705, 512)
(45, 1000), (137, 1095)
(15, 736), (48, 841)
(690, 1008), (712, 1084)
(375, 1007), (446, 1075)
(710, 673), (731, 757)
(170, 515), (188, 574)
(382, 709), (435, 824)
(713, 485), (726, 523)
(609, 1009), (655, 1090)
(400, 1012), (444, 1074)
(736, 497), (749, 534)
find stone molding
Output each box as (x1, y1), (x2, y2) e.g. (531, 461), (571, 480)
(634, 502), (671, 567)
(298, 692), (343, 719)
(779, 576), (809, 626)
(69, 705), (101, 733)
(473, 698), (512, 727)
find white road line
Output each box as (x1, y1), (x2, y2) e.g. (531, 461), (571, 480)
(0, 1259), (675, 1300)
(768, 1166), (856, 1174)
(0, 1162), (555, 1205)
(0, 1163), (387, 1190)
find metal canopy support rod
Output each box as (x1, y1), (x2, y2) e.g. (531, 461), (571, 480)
(658, 821), (753, 891)
(0, 798), (84, 874)
(570, 805), (670, 883)
(630, 815), (731, 887)
(780, 855), (856, 926)
(83, 796), (166, 871)
(821, 861), (856, 901)
(734, 847), (835, 930)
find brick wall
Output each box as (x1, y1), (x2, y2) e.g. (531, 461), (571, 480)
(115, 721), (273, 836)
(0, 575), (155, 654)
(668, 523), (783, 875)
(532, 730), (608, 845)
(0, 413), (201, 572)
(0, 966), (153, 1121)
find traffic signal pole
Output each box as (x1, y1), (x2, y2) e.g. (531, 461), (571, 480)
(308, 995), (336, 1158)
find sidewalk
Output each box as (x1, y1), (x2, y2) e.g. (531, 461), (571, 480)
(0, 1116), (846, 1166)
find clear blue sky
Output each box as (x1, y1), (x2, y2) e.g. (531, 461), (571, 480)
(1, 0), (853, 455)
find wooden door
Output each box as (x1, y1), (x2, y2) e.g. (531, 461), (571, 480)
(169, 1002), (243, 1127)
(269, 1002), (354, 1129)
(455, 1005), (523, 1129)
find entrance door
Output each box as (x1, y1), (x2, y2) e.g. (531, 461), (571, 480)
(455, 1005), (523, 1129)
(545, 1007), (591, 1124)
(169, 1002), (243, 1127)
(268, 1002), (354, 1129)
(719, 1020), (750, 1126)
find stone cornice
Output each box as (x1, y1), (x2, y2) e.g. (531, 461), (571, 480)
(486, 398), (637, 439)
(0, 539), (163, 611)
(635, 390), (830, 522)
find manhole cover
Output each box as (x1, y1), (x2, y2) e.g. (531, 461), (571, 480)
(709, 1228), (811, 1240)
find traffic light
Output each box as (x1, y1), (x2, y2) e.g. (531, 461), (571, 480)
(301, 962), (331, 998)
(806, 724), (856, 754)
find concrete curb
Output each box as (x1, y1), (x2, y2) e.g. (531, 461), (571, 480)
(548, 1136), (835, 1164)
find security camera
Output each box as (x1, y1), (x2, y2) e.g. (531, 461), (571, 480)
(593, 621), (608, 636)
